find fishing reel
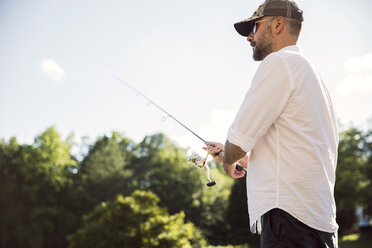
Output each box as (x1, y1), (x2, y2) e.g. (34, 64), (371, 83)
(188, 152), (216, 187)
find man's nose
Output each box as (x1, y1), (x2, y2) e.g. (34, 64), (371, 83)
(247, 32), (254, 42)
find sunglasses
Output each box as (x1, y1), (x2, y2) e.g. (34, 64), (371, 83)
(252, 18), (273, 34)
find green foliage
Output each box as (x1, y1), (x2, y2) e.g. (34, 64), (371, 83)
(194, 166), (234, 242)
(4, 124), (372, 247)
(125, 133), (234, 243)
(34, 126), (77, 172)
(77, 131), (135, 212)
(339, 232), (372, 248)
(360, 128), (372, 216)
(0, 137), (23, 247)
(67, 190), (207, 248)
(0, 126), (78, 248)
(335, 127), (370, 235)
(224, 177), (259, 247)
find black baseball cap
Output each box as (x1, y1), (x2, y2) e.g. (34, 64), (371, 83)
(234, 0), (304, 37)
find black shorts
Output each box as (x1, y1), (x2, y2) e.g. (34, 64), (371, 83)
(261, 208), (337, 248)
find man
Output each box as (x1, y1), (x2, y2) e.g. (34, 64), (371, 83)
(204, 0), (339, 247)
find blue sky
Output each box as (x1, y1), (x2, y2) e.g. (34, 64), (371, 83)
(1, 0), (371, 153)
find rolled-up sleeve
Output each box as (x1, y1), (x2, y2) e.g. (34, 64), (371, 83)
(227, 54), (294, 152)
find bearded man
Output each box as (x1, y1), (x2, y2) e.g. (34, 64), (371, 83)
(205, 0), (339, 247)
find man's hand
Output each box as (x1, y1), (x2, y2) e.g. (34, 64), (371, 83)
(203, 141), (246, 178)
(203, 141), (224, 163)
(223, 163), (246, 178)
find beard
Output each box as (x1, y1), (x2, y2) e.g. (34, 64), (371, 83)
(252, 25), (274, 61)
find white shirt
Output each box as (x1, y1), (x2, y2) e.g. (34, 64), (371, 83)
(227, 45), (339, 233)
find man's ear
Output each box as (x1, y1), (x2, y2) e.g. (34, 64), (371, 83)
(273, 17), (285, 34)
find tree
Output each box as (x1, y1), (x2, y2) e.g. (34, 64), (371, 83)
(77, 131), (136, 213)
(359, 127), (372, 217)
(0, 137), (24, 247)
(0, 126), (78, 248)
(67, 190), (207, 248)
(125, 133), (234, 244)
(0, 128), (243, 247)
(224, 176), (259, 247)
(335, 127), (368, 236)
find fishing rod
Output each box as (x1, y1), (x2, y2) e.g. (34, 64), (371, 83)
(110, 74), (206, 144)
(104, 71), (246, 186)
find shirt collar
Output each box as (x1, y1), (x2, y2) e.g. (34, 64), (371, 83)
(278, 45), (300, 53)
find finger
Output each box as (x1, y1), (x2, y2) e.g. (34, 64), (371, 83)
(211, 148), (222, 155)
(205, 141), (220, 147)
(203, 145), (214, 151)
(206, 142), (224, 154)
(233, 169), (246, 177)
(205, 145), (220, 152)
(203, 146), (216, 154)
(233, 170), (245, 178)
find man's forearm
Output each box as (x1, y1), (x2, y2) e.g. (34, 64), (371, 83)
(223, 139), (246, 165)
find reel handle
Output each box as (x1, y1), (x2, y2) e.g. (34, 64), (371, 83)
(235, 163), (245, 171)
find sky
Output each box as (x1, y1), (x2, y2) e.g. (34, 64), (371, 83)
(0, 0), (371, 156)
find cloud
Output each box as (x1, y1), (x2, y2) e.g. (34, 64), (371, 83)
(344, 54), (372, 74)
(338, 74), (372, 95)
(338, 53), (372, 95)
(41, 59), (65, 81)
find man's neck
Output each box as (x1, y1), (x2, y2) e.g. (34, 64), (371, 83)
(273, 38), (297, 52)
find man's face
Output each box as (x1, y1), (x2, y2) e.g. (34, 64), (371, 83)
(248, 18), (275, 61)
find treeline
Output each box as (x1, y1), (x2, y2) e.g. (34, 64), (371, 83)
(0, 125), (371, 247)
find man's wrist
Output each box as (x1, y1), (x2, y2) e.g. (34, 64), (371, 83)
(222, 161), (233, 172)
(223, 155), (237, 165)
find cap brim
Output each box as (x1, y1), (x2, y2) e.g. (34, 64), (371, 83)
(234, 16), (260, 37)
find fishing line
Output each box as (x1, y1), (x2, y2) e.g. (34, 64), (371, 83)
(110, 74), (207, 144)
(93, 66), (246, 186)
